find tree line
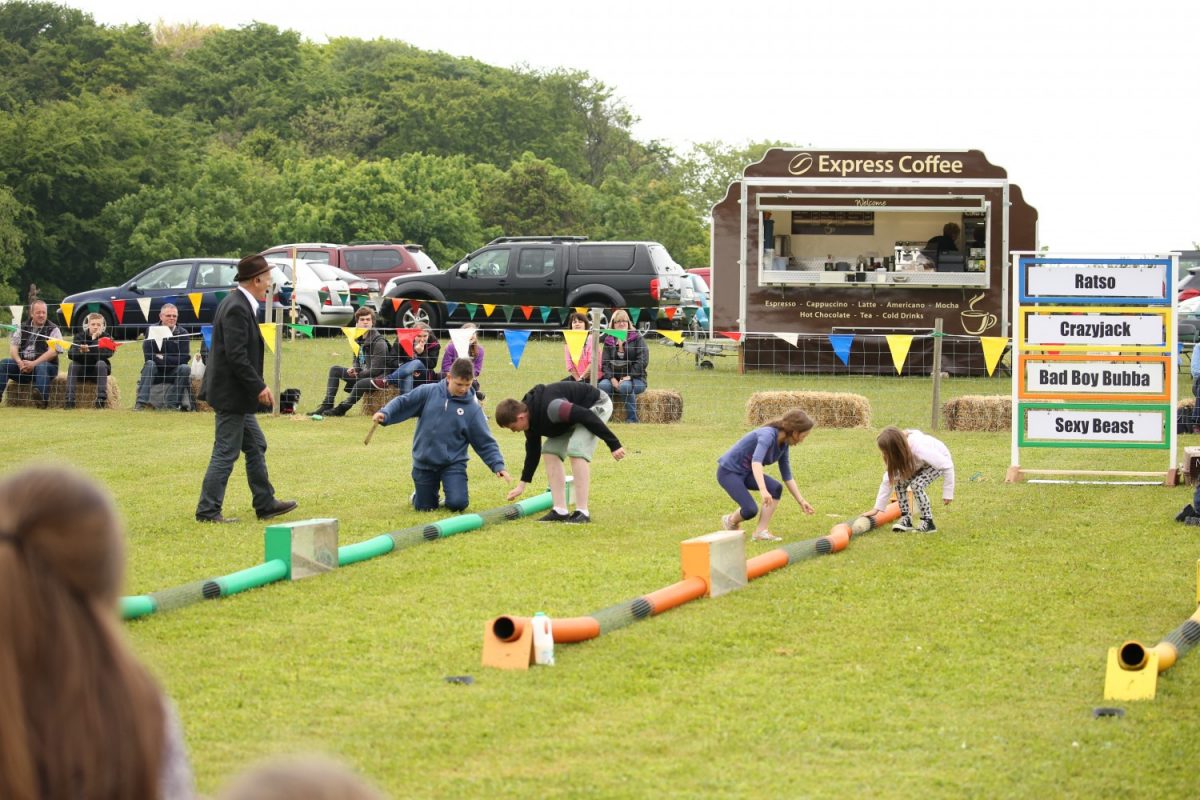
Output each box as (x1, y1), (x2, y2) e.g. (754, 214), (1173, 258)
(0, 1), (789, 304)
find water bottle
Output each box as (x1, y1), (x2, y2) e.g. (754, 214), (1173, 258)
(532, 612), (555, 666)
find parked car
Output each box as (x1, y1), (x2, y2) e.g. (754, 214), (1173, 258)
(306, 263), (380, 311)
(680, 271), (711, 333)
(1178, 264), (1200, 302)
(261, 242), (438, 288)
(265, 259), (354, 329)
(379, 236), (686, 332)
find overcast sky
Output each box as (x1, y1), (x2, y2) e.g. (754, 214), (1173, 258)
(63, 0), (1200, 254)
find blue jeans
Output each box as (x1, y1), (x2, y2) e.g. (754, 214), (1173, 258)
(0, 358), (58, 405)
(716, 467), (782, 520)
(412, 463), (468, 512)
(598, 377), (647, 422)
(386, 359), (425, 394)
(196, 412), (276, 518)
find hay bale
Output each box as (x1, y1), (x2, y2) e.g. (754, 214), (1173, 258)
(745, 390), (870, 429)
(190, 378), (212, 412)
(361, 387), (400, 415)
(5, 374), (120, 409)
(942, 395), (1011, 432)
(609, 388), (683, 424)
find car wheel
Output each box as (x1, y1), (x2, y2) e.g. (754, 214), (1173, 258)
(397, 300), (439, 331)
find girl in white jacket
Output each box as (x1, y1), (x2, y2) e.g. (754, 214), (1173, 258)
(872, 427), (955, 533)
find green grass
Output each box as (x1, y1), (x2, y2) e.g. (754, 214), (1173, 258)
(13, 335), (1200, 798)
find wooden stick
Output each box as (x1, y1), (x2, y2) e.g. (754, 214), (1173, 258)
(364, 421), (379, 446)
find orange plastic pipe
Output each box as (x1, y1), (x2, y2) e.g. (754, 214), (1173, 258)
(642, 576), (708, 614)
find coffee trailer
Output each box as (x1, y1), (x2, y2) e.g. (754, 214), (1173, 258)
(710, 148), (1038, 374)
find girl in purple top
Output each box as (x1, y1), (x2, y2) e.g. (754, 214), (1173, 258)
(717, 409), (816, 541)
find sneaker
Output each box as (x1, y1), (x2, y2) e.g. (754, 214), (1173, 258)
(892, 516), (915, 532)
(371, 377), (389, 390)
(1185, 516), (1200, 527)
(720, 513), (740, 531)
(1177, 504), (1198, 522)
(325, 404), (348, 417)
(565, 510), (590, 524)
(539, 510), (570, 522)
(915, 518), (937, 533)
(307, 405), (333, 416)
(751, 530), (782, 542)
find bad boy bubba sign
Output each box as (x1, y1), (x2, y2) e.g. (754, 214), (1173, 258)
(1009, 255), (1178, 482)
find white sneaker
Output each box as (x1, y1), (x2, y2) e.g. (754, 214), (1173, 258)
(752, 530), (782, 542)
(721, 513), (740, 531)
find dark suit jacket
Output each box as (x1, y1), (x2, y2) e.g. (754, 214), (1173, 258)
(200, 289), (266, 414)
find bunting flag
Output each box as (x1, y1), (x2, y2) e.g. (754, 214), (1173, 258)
(189, 292), (203, 318)
(520, 305), (534, 320)
(603, 328), (628, 342)
(482, 304), (496, 318)
(86, 302), (99, 315)
(391, 298), (402, 312)
(663, 307), (678, 321)
(448, 328), (475, 361)
(291, 324), (314, 339)
(342, 326), (367, 356)
(214, 291), (227, 303)
(259, 323), (278, 353)
(501, 305), (516, 322)
(147, 325), (172, 350)
(657, 329), (684, 345)
(136, 297), (152, 321)
(112, 299), (126, 323)
(395, 328), (418, 358)
(339, 291), (350, 306)
(201, 325), (213, 349)
(628, 307), (642, 326)
(574, 306), (588, 315)
(465, 303), (478, 319)
(773, 332), (800, 347)
(539, 306), (552, 323)
(828, 334), (855, 366)
(980, 336), (1009, 377)
(563, 329), (590, 367)
(718, 331), (742, 342)
(46, 338), (69, 353)
(503, 330), (531, 368)
(60, 302), (75, 327)
(885, 335), (913, 375)
(8, 305), (22, 326)
(97, 336), (120, 351)
(445, 302), (459, 319)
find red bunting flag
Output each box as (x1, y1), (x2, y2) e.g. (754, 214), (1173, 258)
(97, 336), (120, 351)
(391, 297), (402, 312)
(394, 328), (418, 358)
(111, 300), (126, 323)
(520, 305), (534, 320)
(663, 307), (677, 320)
(717, 331), (742, 342)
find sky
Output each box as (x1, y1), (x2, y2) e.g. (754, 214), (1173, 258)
(64, 0), (1200, 254)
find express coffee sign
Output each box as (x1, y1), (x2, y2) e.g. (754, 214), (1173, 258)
(745, 149), (1006, 180)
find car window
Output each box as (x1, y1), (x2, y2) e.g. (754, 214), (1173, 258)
(466, 249), (510, 278)
(345, 249), (403, 270)
(307, 262), (340, 282)
(516, 247), (556, 278)
(195, 261), (237, 288)
(577, 244), (635, 271)
(138, 262), (193, 290)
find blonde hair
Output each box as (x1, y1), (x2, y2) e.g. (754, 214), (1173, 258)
(0, 466), (166, 800)
(609, 309), (631, 328)
(84, 312), (107, 332)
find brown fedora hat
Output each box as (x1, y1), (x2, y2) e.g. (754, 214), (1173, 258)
(236, 254), (271, 282)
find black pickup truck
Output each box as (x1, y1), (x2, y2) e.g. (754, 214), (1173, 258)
(378, 236), (687, 331)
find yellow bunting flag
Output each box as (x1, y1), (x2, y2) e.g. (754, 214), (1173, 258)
(60, 302), (74, 327)
(47, 338), (69, 353)
(189, 292), (202, 318)
(885, 335), (913, 375)
(259, 323), (277, 353)
(657, 329), (684, 344)
(482, 304), (496, 318)
(563, 329), (589, 367)
(980, 336), (1009, 377)
(575, 306), (588, 315)
(342, 326), (367, 356)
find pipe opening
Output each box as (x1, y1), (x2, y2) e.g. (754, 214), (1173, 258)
(1118, 640), (1148, 671)
(492, 616), (518, 641)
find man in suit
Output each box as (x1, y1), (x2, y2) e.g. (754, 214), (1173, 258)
(195, 254), (297, 524)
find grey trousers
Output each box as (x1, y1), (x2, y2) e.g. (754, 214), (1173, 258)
(196, 411), (276, 518)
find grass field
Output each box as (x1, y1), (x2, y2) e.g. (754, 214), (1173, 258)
(11, 334), (1200, 797)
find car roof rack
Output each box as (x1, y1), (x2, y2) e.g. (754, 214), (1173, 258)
(346, 241), (427, 251)
(486, 236), (589, 245)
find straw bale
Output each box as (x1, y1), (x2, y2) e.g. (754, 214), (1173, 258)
(190, 378), (212, 412)
(362, 387), (400, 415)
(941, 395), (1011, 432)
(745, 390), (870, 429)
(609, 388), (683, 424)
(5, 374), (121, 409)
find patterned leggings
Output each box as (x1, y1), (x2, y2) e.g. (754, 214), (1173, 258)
(895, 465), (943, 521)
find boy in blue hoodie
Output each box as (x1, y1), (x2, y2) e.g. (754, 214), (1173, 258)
(373, 358), (509, 511)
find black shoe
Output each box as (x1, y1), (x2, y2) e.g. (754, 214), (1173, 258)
(565, 510), (591, 524)
(307, 405), (333, 416)
(1176, 504), (1197, 522)
(325, 405), (348, 417)
(257, 499), (298, 521)
(539, 510), (570, 522)
(133, 402), (151, 411)
(915, 518), (937, 533)
(1185, 516), (1200, 527)
(196, 514), (239, 524)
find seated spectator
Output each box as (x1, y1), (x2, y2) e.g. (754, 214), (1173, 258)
(376, 321), (441, 396)
(65, 312), (113, 409)
(597, 308), (649, 423)
(0, 299), (61, 408)
(0, 465), (194, 800)
(133, 303), (192, 411)
(563, 311), (598, 383)
(309, 306), (391, 417)
(441, 321), (485, 400)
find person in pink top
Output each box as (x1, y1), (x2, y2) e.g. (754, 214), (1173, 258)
(871, 426), (955, 533)
(562, 311), (598, 383)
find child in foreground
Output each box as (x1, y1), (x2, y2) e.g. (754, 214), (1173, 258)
(717, 409), (816, 542)
(872, 426), (955, 533)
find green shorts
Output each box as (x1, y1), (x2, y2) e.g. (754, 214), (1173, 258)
(541, 393), (613, 462)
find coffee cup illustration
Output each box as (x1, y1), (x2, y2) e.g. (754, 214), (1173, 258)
(961, 293), (997, 335)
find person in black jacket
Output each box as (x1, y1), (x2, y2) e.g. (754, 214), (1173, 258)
(133, 303), (192, 411)
(65, 313), (113, 409)
(597, 309), (649, 423)
(495, 381), (626, 524)
(195, 255), (296, 524)
(308, 306), (390, 417)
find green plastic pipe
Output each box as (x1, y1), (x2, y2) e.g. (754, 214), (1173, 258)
(430, 513), (485, 538)
(338, 533), (395, 566)
(121, 595), (156, 620)
(203, 559), (288, 599)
